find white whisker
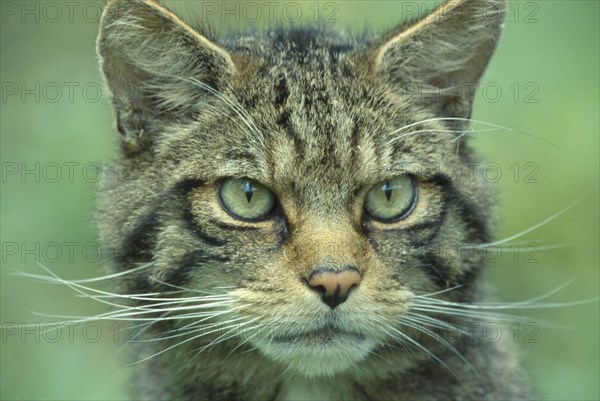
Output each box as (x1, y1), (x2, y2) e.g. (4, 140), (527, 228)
(12, 262), (155, 284)
(462, 200), (581, 249)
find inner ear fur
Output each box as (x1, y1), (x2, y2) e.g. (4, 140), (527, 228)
(97, 0), (235, 155)
(373, 0), (507, 124)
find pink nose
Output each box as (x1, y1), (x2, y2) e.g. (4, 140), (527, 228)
(306, 266), (362, 309)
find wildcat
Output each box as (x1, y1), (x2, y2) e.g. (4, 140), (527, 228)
(96, 0), (532, 399)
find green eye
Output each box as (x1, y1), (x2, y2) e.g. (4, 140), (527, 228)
(218, 178), (276, 221)
(364, 176), (417, 222)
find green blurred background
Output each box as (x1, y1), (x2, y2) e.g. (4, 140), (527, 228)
(1, 1), (598, 399)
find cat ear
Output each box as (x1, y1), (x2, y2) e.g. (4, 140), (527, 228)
(97, 0), (235, 154)
(373, 0), (506, 124)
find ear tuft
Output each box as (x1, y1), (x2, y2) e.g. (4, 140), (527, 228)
(97, 0), (235, 155)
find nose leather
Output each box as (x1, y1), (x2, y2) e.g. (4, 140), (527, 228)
(306, 266), (361, 309)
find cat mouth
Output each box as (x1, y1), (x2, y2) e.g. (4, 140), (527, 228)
(271, 324), (365, 344)
(255, 323), (374, 377)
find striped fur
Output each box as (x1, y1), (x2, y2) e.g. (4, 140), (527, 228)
(96, 0), (531, 399)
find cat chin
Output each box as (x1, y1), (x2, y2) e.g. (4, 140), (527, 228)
(252, 334), (375, 378)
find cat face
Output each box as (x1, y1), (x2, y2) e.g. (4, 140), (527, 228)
(97, 0), (505, 377)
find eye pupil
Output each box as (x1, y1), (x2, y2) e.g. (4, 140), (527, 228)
(244, 181), (253, 203)
(383, 182), (392, 202)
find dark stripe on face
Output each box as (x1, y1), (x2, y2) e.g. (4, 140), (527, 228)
(408, 217), (445, 232)
(223, 149), (257, 162)
(116, 211), (159, 264)
(173, 179), (228, 246)
(185, 222), (228, 246)
(131, 270), (154, 294)
(367, 213), (446, 249)
(272, 29), (328, 56)
(265, 135), (276, 182)
(163, 249), (230, 287)
(411, 175), (488, 288)
(277, 109), (291, 129)
(274, 75), (289, 106)
(173, 178), (205, 195)
(277, 110), (305, 161)
(211, 219), (261, 232)
(455, 200), (491, 244)
(406, 202), (448, 248)
(419, 251), (454, 288)
(272, 215), (291, 249)
(426, 174), (490, 243)
(349, 116), (362, 172)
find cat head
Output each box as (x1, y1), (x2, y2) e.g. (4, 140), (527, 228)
(97, 0), (506, 377)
